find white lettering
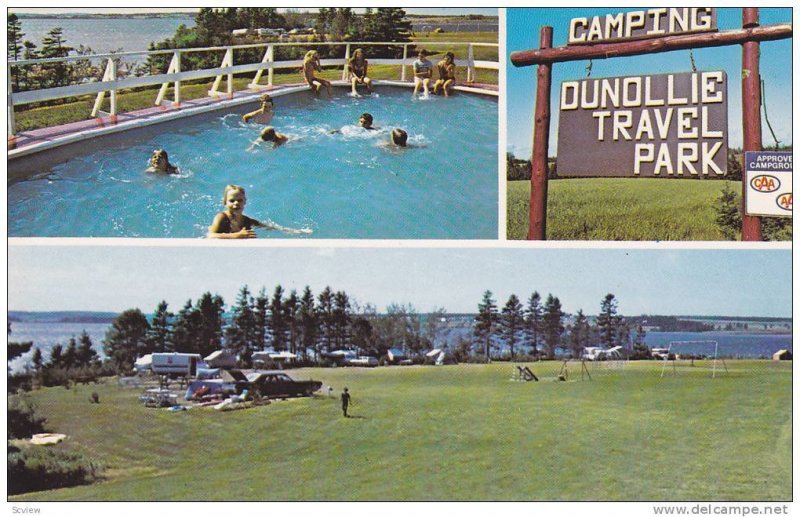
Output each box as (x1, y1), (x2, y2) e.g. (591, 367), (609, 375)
(634, 143), (655, 175)
(613, 111), (633, 140)
(561, 82), (580, 110)
(677, 107), (698, 138)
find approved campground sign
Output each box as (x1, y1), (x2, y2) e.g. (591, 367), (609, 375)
(744, 151), (792, 217)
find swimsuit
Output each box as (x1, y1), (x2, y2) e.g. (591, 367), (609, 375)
(413, 59), (433, 76)
(216, 213), (259, 233)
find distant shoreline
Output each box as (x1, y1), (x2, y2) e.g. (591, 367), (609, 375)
(12, 13), (195, 20)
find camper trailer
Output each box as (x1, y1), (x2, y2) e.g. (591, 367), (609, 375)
(151, 353), (203, 377)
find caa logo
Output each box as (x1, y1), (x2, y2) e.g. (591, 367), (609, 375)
(776, 193), (792, 211)
(750, 175), (780, 192)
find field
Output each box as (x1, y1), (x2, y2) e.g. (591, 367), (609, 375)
(14, 32), (498, 133)
(508, 178), (739, 240)
(10, 360), (791, 501)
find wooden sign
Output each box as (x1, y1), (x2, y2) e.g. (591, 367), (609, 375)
(568, 8), (718, 45)
(556, 71), (728, 177)
(745, 151), (792, 217)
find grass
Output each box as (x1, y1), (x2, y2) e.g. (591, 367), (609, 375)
(509, 178), (744, 241)
(13, 33), (498, 133)
(9, 360), (791, 501)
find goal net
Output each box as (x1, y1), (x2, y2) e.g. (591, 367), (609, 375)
(659, 340), (728, 378)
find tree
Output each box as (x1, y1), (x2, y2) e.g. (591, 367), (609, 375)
(269, 285), (287, 351)
(254, 288), (269, 353)
(424, 307), (448, 350)
(542, 294), (564, 359)
(298, 286), (318, 359)
(76, 331), (99, 367)
(474, 290), (498, 359)
(8, 14), (25, 90)
(284, 290), (300, 355)
(172, 299), (200, 352)
(631, 324), (651, 359)
(63, 337), (78, 369)
(31, 348), (43, 372)
(524, 292), (543, 356)
(499, 294), (524, 358)
(226, 286), (258, 363)
(195, 293), (225, 357)
(48, 344), (64, 369)
(40, 27), (73, 88)
(362, 8), (413, 57)
(597, 294), (619, 349)
(317, 286), (335, 352)
(147, 300), (174, 353)
(103, 309), (150, 372)
(568, 309), (591, 359)
(332, 290), (351, 349)
(714, 182), (741, 240)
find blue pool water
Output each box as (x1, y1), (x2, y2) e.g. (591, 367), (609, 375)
(8, 87), (498, 239)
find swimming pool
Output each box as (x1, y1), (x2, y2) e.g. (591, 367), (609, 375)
(8, 87), (498, 239)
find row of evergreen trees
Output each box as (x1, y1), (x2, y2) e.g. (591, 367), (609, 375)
(473, 291), (647, 360)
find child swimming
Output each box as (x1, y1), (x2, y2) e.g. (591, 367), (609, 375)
(207, 185), (311, 239)
(146, 149), (178, 174)
(249, 126), (288, 149)
(412, 49), (434, 97)
(433, 52), (457, 97)
(242, 94), (274, 124)
(329, 113), (378, 134)
(303, 50), (332, 97)
(390, 128), (408, 147)
(348, 48), (373, 95)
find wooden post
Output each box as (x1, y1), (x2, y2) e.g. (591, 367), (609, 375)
(401, 44), (408, 82)
(174, 51), (181, 106)
(109, 58), (117, 116)
(741, 8), (763, 241)
(528, 26), (553, 240)
(342, 44), (351, 81)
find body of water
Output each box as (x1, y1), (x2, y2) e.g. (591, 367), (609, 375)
(642, 331), (791, 358)
(14, 16), (196, 55)
(9, 88), (498, 239)
(8, 321), (110, 373)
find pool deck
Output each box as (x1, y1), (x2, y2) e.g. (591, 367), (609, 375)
(7, 80), (498, 159)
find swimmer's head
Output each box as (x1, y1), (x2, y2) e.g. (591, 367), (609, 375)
(260, 126), (278, 141)
(222, 184), (246, 208)
(391, 128), (408, 147)
(149, 149), (174, 171)
(359, 113), (374, 128)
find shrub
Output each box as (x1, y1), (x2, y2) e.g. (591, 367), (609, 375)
(8, 395), (47, 440)
(8, 447), (103, 495)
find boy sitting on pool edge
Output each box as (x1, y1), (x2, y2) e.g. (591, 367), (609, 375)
(207, 185), (311, 239)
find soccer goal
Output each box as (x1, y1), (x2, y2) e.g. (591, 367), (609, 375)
(659, 340), (729, 379)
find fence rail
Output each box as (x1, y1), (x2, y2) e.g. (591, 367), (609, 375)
(7, 40), (499, 136)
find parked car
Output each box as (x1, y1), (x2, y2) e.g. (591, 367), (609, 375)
(245, 371), (322, 399)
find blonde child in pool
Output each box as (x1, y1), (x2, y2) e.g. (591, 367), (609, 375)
(242, 94), (274, 124)
(146, 149), (178, 174)
(303, 50), (332, 97)
(249, 126), (288, 150)
(207, 185), (311, 239)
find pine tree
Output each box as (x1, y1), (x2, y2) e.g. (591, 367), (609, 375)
(568, 309), (591, 359)
(269, 285), (286, 351)
(474, 290), (498, 360)
(597, 294), (619, 349)
(298, 286), (318, 359)
(77, 330), (99, 367)
(500, 294), (524, 358)
(63, 337), (78, 369)
(227, 286), (257, 364)
(524, 292), (543, 356)
(31, 347), (43, 372)
(8, 14), (25, 90)
(542, 294), (564, 359)
(172, 299), (199, 352)
(148, 300), (174, 353)
(332, 291), (351, 349)
(196, 293), (225, 357)
(284, 290), (300, 355)
(715, 182), (741, 240)
(254, 288), (269, 353)
(40, 27), (73, 88)
(48, 344), (64, 369)
(317, 286), (335, 352)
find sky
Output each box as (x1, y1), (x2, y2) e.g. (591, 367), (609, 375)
(506, 7), (794, 158)
(8, 244), (791, 318)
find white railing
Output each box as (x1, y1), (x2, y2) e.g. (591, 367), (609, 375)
(7, 40), (498, 136)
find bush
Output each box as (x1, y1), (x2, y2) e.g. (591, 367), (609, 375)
(8, 395), (47, 440)
(8, 446), (103, 495)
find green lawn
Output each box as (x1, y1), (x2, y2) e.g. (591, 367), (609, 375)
(10, 360), (791, 501)
(509, 178), (743, 241)
(13, 33), (498, 133)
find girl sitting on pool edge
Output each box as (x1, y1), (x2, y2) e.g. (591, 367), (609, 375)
(303, 50), (332, 97)
(207, 184), (312, 239)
